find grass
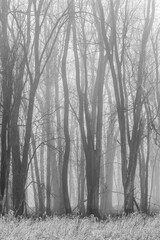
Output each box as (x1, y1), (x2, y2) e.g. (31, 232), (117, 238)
(0, 213), (160, 239)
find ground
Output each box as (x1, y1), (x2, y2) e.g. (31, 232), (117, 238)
(0, 213), (160, 239)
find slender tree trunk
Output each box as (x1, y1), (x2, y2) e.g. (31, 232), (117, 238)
(51, 143), (60, 214)
(61, 2), (72, 214)
(54, 53), (64, 214)
(139, 105), (150, 213)
(139, 145), (148, 213)
(79, 144), (85, 215)
(39, 128), (45, 207)
(45, 59), (52, 216)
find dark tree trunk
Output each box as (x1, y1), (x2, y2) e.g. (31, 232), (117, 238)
(0, 0), (13, 214)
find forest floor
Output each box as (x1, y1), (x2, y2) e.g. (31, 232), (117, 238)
(0, 213), (160, 240)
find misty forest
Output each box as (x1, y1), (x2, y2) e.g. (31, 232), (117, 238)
(0, 0), (160, 219)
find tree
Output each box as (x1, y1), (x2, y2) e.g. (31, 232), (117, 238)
(61, 0), (72, 214)
(9, 0), (67, 216)
(100, 82), (118, 215)
(71, 0), (107, 216)
(31, 133), (45, 215)
(0, 0), (160, 218)
(0, 0), (14, 214)
(98, 0), (155, 213)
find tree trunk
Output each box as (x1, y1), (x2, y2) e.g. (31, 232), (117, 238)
(45, 57), (52, 216)
(71, 0), (106, 217)
(139, 105), (150, 213)
(11, 62), (25, 216)
(54, 51), (64, 214)
(61, 2), (72, 214)
(100, 123), (117, 216)
(124, 180), (134, 214)
(31, 133), (45, 215)
(0, 0), (13, 214)
(31, 162), (38, 214)
(139, 146), (148, 213)
(39, 128), (45, 208)
(51, 144), (60, 214)
(78, 144), (85, 215)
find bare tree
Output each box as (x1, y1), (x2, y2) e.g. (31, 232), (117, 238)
(71, 0), (107, 216)
(0, 0), (14, 214)
(9, 0), (67, 216)
(98, 0), (155, 213)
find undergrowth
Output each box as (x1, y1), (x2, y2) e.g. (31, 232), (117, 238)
(0, 213), (160, 239)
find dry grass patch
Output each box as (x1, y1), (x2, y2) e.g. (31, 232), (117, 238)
(0, 213), (160, 240)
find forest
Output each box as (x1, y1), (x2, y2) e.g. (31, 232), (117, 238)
(0, 0), (159, 219)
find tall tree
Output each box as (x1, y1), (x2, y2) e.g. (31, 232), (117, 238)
(72, 0), (107, 216)
(61, 1), (72, 214)
(0, 0), (17, 214)
(10, 0), (67, 216)
(98, 0), (155, 213)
